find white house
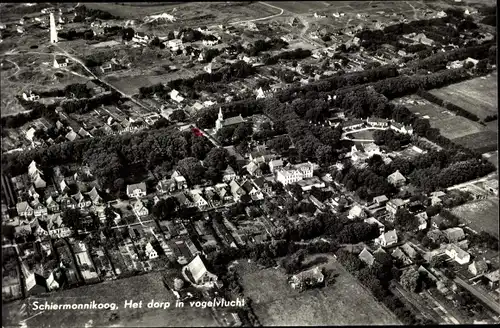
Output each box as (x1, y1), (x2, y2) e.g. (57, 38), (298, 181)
(145, 242), (159, 259)
(348, 204), (366, 219)
(184, 255), (219, 288)
(127, 182), (147, 198)
(387, 170), (406, 187)
(167, 39), (183, 51)
(376, 229), (398, 247)
(445, 244), (470, 265)
(222, 165), (236, 182)
(133, 199), (149, 217)
(170, 89), (184, 103)
(16, 201), (34, 217)
(276, 162), (314, 186)
(416, 212), (428, 230)
(359, 248), (375, 266)
(269, 159), (283, 173)
(53, 57), (69, 68)
(22, 91), (40, 101)
(132, 32), (150, 44)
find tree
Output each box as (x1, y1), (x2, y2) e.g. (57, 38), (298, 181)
(169, 110), (187, 122)
(400, 267), (419, 292)
(152, 197), (178, 220)
(62, 209), (82, 232)
(177, 157), (205, 185)
(122, 27), (134, 41)
(394, 209), (418, 232)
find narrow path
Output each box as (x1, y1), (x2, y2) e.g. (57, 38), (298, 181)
(52, 43), (154, 112)
(228, 1), (284, 26)
(4, 59), (20, 79)
(406, 1), (418, 21)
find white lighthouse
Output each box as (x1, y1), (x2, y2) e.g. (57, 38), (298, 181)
(49, 13), (58, 43)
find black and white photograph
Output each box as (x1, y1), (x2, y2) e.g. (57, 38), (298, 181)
(1, 1), (498, 327)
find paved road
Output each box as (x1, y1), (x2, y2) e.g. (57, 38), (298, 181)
(446, 172), (497, 191)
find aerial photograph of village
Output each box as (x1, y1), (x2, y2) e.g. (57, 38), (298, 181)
(0, 1), (498, 327)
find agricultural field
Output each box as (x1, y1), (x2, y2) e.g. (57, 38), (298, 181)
(106, 69), (194, 96)
(237, 254), (400, 326)
(401, 96), (488, 140)
(483, 151), (498, 168)
(453, 130), (498, 154)
(428, 72), (498, 121)
(452, 197), (499, 238)
(2, 272), (218, 328)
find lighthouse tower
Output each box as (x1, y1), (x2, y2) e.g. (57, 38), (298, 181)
(49, 13), (58, 43)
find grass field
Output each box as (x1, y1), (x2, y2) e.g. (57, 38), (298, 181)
(453, 131), (498, 154)
(237, 254), (400, 325)
(452, 197), (499, 238)
(106, 69), (194, 95)
(429, 72), (498, 121)
(350, 130), (375, 140)
(402, 96), (489, 139)
(2, 272), (218, 328)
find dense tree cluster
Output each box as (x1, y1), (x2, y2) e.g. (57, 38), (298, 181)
(74, 4), (118, 20)
(333, 162), (396, 199)
(244, 38), (288, 56)
(167, 61), (255, 98)
(179, 27), (218, 43)
(1, 99), (59, 130)
(394, 209), (419, 232)
(263, 48), (312, 65)
(61, 91), (122, 114)
(58, 28), (95, 41)
(2, 126), (215, 189)
(373, 129), (411, 151)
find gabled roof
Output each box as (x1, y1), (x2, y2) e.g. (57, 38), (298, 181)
(388, 170), (406, 182)
(186, 255), (209, 283)
(383, 229), (398, 242)
(246, 161), (260, 174)
(444, 227), (465, 241)
(241, 180), (256, 194)
(229, 180), (243, 194)
(223, 165), (236, 176)
(127, 182), (147, 195)
(86, 186), (101, 203)
(359, 248), (375, 266)
(373, 195), (388, 203)
(16, 201), (32, 213)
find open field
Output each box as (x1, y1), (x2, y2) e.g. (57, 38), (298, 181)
(237, 254), (400, 325)
(453, 130), (498, 154)
(401, 96), (489, 140)
(2, 272), (218, 328)
(106, 69), (194, 96)
(429, 72), (498, 121)
(86, 2), (276, 27)
(452, 197), (499, 238)
(351, 129), (375, 140)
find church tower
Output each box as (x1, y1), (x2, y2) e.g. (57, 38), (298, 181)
(215, 107), (224, 131)
(49, 13), (58, 43)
